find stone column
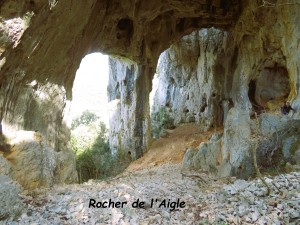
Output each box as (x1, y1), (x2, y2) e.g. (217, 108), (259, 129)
(108, 57), (154, 159)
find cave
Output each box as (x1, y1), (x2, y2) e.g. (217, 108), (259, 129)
(0, 0), (299, 210)
(256, 65), (290, 108)
(0, 0), (300, 222)
(249, 65), (291, 111)
(0, 1), (241, 167)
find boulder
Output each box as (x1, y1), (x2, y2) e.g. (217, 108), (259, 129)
(5, 131), (57, 190)
(54, 150), (78, 185)
(218, 108), (254, 178)
(182, 133), (222, 174)
(258, 113), (289, 137)
(182, 108), (255, 178)
(4, 131), (77, 190)
(182, 148), (199, 170)
(258, 120), (300, 169)
(0, 174), (24, 220)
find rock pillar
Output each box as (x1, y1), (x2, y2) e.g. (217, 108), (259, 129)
(108, 57), (154, 159)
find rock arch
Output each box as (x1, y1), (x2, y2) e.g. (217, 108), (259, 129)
(0, 0), (242, 166)
(1, 0), (300, 187)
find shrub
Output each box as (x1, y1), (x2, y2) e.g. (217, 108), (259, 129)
(71, 111), (129, 183)
(74, 124), (110, 182)
(151, 107), (174, 139)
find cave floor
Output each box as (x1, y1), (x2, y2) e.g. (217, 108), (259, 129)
(13, 163), (299, 225)
(7, 123), (298, 225)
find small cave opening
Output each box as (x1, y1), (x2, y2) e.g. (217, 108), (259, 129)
(116, 18), (133, 41)
(248, 79), (263, 112)
(165, 102), (172, 108)
(184, 108), (189, 113)
(117, 18), (133, 31)
(169, 77), (175, 84)
(249, 64), (290, 112)
(200, 95), (207, 113)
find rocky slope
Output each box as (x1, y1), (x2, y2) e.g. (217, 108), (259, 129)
(1, 123), (299, 223)
(2, 163), (299, 224)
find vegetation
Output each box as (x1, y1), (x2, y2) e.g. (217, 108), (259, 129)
(71, 110), (100, 130)
(151, 107), (175, 139)
(71, 110), (130, 183)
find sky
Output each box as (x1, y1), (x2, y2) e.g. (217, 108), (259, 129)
(70, 53), (110, 127)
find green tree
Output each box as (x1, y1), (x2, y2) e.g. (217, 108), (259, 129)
(71, 110), (99, 130)
(70, 110), (130, 183)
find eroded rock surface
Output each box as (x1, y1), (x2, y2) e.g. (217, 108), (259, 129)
(153, 28), (235, 129)
(108, 57), (153, 159)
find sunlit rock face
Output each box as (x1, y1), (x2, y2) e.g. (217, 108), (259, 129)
(154, 2), (300, 127)
(4, 130), (77, 190)
(0, 80), (78, 188)
(155, 3), (300, 177)
(153, 28), (235, 130)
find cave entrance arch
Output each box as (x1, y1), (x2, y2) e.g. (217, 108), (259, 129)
(149, 28), (231, 138)
(69, 52), (110, 182)
(70, 53), (109, 127)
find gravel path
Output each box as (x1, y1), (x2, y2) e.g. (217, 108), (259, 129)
(3, 163), (299, 225)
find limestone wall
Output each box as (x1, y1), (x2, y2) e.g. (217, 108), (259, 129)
(153, 28), (235, 130)
(108, 57), (153, 159)
(231, 2), (300, 111)
(156, 2), (300, 177)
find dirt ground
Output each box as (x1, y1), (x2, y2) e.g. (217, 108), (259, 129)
(126, 123), (214, 172)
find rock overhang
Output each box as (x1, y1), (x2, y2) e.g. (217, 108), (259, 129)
(0, 1), (242, 110)
(2, 0), (300, 189)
